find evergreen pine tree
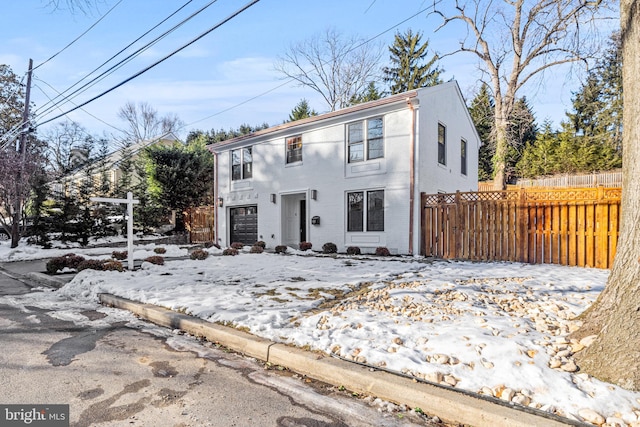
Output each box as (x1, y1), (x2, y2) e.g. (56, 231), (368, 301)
(469, 85), (536, 182)
(112, 140), (136, 234)
(598, 32), (623, 152)
(288, 99), (318, 122)
(24, 170), (51, 248)
(91, 137), (117, 238)
(517, 122), (562, 178)
(569, 73), (606, 138)
(505, 97), (537, 182)
(568, 32), (622, 153)
(76, 137), (96, 246)
(132, 152), (163, 234)
(468, 84), (495, 181)
(383, 29), (443, 94)
(95, 138), (112, 196)
(348, 82), (383, 106)
(115, 141), (134, 198)
(146, 141), (214, 232)
(186, 123), (270, 145)
(517, 120), (621, 178)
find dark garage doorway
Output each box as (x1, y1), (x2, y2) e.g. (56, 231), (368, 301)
(230, 205), (258, 245)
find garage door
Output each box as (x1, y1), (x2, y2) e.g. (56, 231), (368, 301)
(230, 206), (258, 245)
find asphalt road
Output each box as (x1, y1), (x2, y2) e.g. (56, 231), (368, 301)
(0, 261), (437, 427)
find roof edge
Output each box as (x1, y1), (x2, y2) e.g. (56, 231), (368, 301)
(209, 90), (419, 151)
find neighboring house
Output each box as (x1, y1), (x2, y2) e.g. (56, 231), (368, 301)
(53, 133), (180, 197)
(209, 81), (480, 255)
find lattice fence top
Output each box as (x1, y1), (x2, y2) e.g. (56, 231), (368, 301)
(522, 187), (622, 202)
(422, 187), (621, 207)
(422, 190), (516, 205)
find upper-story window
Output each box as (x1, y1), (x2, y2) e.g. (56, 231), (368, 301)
(347, 117), (384, 163)
(438, 123), (446, 165)
(461, 138), (467, 175)
(286, 135), (302, 164)
(232, 147), (252, 181)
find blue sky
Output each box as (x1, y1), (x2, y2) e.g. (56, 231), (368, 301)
(1, 0), (616, 142)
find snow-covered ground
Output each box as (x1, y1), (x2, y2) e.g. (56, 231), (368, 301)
(1, 240), (639, 426)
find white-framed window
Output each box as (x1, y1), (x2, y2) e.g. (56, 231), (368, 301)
(231, 147), (252, 181)
(347, 189), (384, 232)
(461, 138), (467, 175)
(286, 135), (302, 164)
(347, 117), (384, 163)
(438, 123), (446, 165)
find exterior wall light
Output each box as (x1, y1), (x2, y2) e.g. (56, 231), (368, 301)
(311, 189), (317, 200)
(217, 197), (224, 207)
(270, 193), (276, 203)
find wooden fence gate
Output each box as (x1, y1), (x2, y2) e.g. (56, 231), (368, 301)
(185, 205), (215, 243)
(421, 187), (621, 269)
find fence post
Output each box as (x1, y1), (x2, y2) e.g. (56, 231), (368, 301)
(420, 193), (426, 256)
(455, 191), (462, 258)
(516, 188), (527, 263)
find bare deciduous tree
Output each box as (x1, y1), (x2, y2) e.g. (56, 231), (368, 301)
(43, 121), (91, 177)
(275, 28), (383, 112)
(431, 0), (615, 189)
(44, 0), (100, 14)
(571, 0), (640, 391)
(116, 101), (183, 145)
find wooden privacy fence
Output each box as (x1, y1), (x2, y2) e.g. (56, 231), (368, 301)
(421, 187), (622, 269)
(515, 170), (622, 188)
(185, 205), (215, 243)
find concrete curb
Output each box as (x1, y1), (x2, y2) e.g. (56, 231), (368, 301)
(99, 293), (586, 427)
(26, 272), (72, 288)
(0, 266), (63, 290)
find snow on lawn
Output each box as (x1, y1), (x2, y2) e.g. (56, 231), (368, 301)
(0, 238), (189, 262)
(2, 241), (640, 425)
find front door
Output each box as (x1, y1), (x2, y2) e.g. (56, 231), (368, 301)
(300, 199), (306, 242)
(229, 206), (258, 245)
(282, 194), (306, 247)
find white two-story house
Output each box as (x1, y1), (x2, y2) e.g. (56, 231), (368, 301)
(209, 81), (480, 255)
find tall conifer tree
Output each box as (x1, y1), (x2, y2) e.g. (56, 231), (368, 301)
(469, 84), (495, 181)
(469, 84), (536, 182)
(383, 29), (443, 94)
(568, 32), (622, 152)
(288, 99), (317, 122)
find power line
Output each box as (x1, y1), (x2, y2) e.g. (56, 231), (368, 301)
(35, 0), (261, 128)
(3, 1), (164, 144)
(0, 126), (24, 150)
(33, 77), (126, 134)
(181, 5), (430, 130)
(35, 0), (214, 120)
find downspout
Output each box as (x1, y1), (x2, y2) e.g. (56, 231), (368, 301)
(214, 152), (219, 245)
(407, 98), (417, 256)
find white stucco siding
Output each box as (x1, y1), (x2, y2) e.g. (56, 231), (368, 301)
(416, 82), (479, 195)
(212, 81), (479, 254)
(215, 106), (415, 253)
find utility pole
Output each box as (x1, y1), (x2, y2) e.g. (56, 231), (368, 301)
(11, 58), (33, 248)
